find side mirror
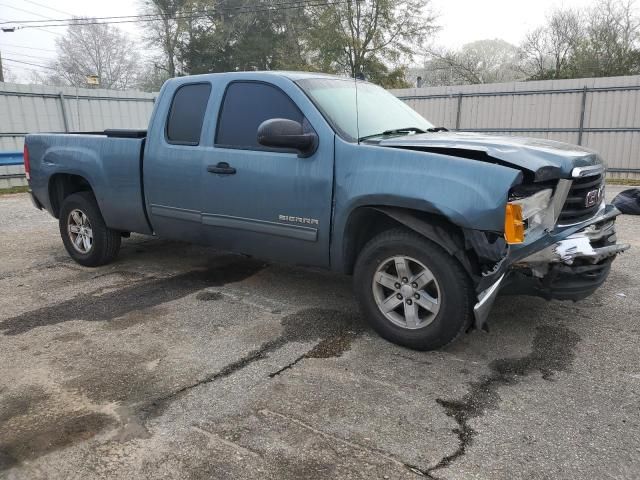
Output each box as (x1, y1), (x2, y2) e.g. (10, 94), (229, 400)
(257, 118), (318, 157)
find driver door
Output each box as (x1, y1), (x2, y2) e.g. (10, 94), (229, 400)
(200, 80), (334, 267)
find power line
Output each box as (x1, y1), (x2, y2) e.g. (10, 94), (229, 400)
(2, 0), (350, 29)
(0, 42), (56, 52)
(2, 49), (54, 61)
(0, 0), (322, 24)
(0, 2), (61, 35)
(22, 0), (75, 17)
(0, 3), (53, 21)
(2, 62), (46, 75)
(4, 65), (44, 75)
(1, 11), (163, 25)
(2, 57), (56, 70)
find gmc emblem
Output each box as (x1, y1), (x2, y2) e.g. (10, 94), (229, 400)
(585, 185), (604, 208)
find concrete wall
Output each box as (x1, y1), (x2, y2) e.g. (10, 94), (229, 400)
(390, 75), (640, 180)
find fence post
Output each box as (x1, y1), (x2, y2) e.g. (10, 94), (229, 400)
(58, 92), (70, 132)
(577, 86), (587, 145)
(455, 93), (463, 130)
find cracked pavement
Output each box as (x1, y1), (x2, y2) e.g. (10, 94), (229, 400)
(0, 186), (639, 479)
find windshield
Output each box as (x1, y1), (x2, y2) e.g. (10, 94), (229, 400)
(296, 78), (434, 142)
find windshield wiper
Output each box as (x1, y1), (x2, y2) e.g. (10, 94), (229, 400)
(358, 127), (426, 142)
(358, 126), (449, 142)
(382, 127), (426, 135)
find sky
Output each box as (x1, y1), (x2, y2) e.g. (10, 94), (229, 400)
(431, 0), (592, 48)
(0, 0), (621, 82)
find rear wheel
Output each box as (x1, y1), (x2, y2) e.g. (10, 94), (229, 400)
(59, 192), (121, 267)
(354, 228), (473, 350)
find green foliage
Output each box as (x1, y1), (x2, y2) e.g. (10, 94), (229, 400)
(304, 0), (437, 87)
(0, 186), (29, 195)
(180, 0), (310, 73)
(142, 0), (437, 87)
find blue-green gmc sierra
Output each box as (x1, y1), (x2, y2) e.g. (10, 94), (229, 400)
(24, 71), (630, 350)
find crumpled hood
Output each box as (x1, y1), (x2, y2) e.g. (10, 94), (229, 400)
(375, 131), (603, 181)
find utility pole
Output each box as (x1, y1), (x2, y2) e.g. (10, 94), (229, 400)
(0, 51), (4, 83)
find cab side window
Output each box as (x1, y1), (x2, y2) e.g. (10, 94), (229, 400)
(215, 81), (304, 150)
(166, 83), (212, 146)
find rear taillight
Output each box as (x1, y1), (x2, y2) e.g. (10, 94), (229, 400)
(23, 144), (30, 181)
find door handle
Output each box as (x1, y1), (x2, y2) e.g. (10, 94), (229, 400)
(207, 162), (236, 175)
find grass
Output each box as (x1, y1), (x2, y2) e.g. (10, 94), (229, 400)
(0, 185), (30, 195)
(606, 178), (640, 186)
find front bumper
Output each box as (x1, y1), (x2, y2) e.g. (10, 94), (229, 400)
(473, 204), (629, 327)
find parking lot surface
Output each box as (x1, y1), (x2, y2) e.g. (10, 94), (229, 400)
(1, 186), (639, 480)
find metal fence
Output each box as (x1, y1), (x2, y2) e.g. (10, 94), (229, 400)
(390, 75), (640, 180)
(1, 76), (639, 186)
(0, 82), (156, 151)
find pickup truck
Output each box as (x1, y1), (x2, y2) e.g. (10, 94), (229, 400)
(24, 71), (629, 350)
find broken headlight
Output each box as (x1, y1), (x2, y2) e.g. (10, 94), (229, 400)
(506, 188), (554, 242)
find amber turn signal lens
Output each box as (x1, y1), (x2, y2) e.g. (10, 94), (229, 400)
(504, 203), (525, 244)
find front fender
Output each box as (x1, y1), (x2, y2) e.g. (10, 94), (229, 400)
(330, 140), (522, 270)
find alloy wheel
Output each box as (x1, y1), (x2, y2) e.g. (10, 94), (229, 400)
(371, 255), (441, 329)
(67, 209), (93, 254)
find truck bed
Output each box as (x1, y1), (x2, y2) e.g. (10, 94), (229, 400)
(26, 133), (152, 235)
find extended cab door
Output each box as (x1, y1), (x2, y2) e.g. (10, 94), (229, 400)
(201, 78), (335, 267)
(144, 81), (213, 243)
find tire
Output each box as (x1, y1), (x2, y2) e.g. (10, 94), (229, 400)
(353, 228), (473, 351)
(59, 191), (121, 267)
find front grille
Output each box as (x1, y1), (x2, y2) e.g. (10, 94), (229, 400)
(558, 173), (604, 225)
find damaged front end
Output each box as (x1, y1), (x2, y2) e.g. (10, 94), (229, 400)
(467, 166), (629, 329)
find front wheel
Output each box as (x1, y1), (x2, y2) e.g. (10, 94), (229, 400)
(354, 228), (473, 350)
(59, 192), (121, 267)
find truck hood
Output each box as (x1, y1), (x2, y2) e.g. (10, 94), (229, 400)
(375, 131), (603, 182)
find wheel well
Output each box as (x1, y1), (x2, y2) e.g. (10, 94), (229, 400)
(49, 174), (94, 218)
(342, 206), (474, 276)
(342, 208), (400, 274)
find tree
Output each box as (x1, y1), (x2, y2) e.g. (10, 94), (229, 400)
(0, 63), (19, 83)
(140, 0), (438, 87)
(306, 0), (438, 87)
(48, 20), (141, 89)
(519, 0), (640, 80)
(178, 0), (310, 74)
(424, 39), (522, 85)
(519, 8), (583, 79)
(137, 62), (172, 91)
(140, 0), (190, 78)
(571, 0), (640, 77)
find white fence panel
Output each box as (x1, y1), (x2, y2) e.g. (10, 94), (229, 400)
(0, 82), (156, 151)
(391, 75), (640, 179)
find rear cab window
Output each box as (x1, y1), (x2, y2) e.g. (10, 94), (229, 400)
(215, 81), (308, 150)
(166, 83), (212, 145)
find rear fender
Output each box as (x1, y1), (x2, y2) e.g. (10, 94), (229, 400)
(29, 143), (102, 216)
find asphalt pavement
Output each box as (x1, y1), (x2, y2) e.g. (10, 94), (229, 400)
(0, 186), (638, 479)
